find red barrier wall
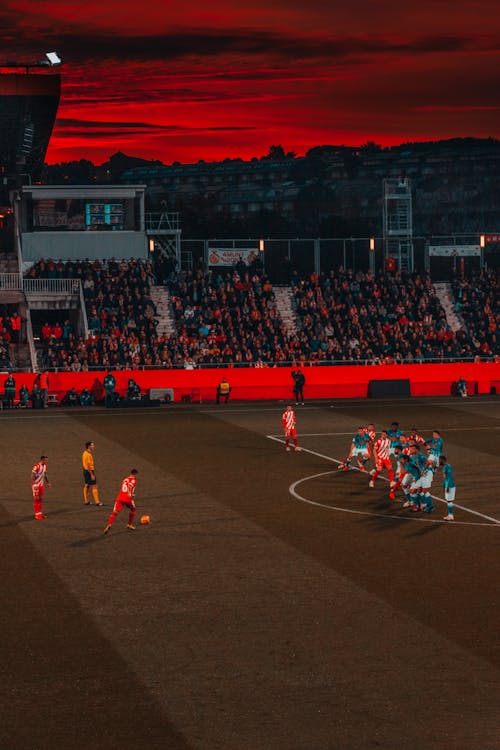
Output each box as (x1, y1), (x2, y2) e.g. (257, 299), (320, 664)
(2, 363), (500, 403)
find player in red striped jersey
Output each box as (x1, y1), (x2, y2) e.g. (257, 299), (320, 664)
(31, 455), (51, 520)
(104, 469), (139, 534)
(407, 428), (425, 445)
(389, 445), (410, 499)
(362, 423), (376, 471)
(364, 423), (376, 443)
(369, 430), (394, 487)
(282, 405), (301, 452)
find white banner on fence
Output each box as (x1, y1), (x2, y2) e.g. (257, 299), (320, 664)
(429, 244), (481, 257)
(207, 248), (259, 267)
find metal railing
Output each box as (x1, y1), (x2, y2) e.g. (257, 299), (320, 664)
(23, 278), (82, 295)
(1, 276), (83, 295)
(0, 273), (22, 291)
(37, 355), (498, 374)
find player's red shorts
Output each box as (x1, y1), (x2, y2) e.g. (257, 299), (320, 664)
(285, 428), (297, 437)
(32, 485), (44, 499)
(113, 498), (135, 513)
(376, 457), (392, 470)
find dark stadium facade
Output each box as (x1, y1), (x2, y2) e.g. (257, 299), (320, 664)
(0, 71), (60, 190)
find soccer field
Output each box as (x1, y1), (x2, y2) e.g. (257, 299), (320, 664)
(1, 397), (500, 750)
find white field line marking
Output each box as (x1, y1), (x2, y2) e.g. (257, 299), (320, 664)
(289, 471), (496, 527)
(430, 400), (500, 406)
(326, 399), (500, 408)
(0, 413), (69, 420)
(267, 435), (500, 525)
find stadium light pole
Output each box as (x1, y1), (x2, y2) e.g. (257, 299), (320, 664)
(45, 52), (62, 66)
(0, 52), (62, 73)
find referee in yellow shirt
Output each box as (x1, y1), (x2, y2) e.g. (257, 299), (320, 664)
(82, 441), (103, 506)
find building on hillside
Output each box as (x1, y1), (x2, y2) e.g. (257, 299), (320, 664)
(119, 141), (500, 238)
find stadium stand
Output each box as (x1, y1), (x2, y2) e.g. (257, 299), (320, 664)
(289, 269), (476, 363)
(24, 261), (500, 369)
(167, 269), (290, 366)
(29, 258), (160, 370)
(451, 269), (499, 358)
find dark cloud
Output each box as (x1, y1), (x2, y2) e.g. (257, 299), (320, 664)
(97, 31), (488, 63)
(56, 118), (165, 129)
(3, 23), (499, 66)
(59, 89), (235, 106)
(53, 118), (254, 139)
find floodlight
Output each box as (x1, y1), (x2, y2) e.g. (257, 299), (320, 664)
(45, 51), (62, 65)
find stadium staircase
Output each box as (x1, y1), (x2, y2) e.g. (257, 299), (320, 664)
(0, 248), (33, 371)
(273, 286), (299, 336)
(433, 282), (465, 333)
(150, 285), (176, 337)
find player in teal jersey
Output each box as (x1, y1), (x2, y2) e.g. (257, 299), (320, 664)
(424, 430), (444, 468)
(387, 421), (404, 457)
(339, 428), (371, 471)
(407, 446), (431, 511)
(396, 454), (418, 508)
(439, 455), (456, 521)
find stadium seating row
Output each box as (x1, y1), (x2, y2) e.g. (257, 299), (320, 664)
(22, 260), (500, 370)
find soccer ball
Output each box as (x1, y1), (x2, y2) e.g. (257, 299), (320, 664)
(140, 515), (151, 525)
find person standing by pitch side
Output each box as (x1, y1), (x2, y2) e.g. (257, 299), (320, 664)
(39, 370), (49, 409)
(82, 441), (103, 506)
(291, 368), (305, 405)
(103, 369), (116, 408)
(216, 377), (231, 404)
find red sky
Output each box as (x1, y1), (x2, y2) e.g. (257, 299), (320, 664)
(2, 0), (499, 165)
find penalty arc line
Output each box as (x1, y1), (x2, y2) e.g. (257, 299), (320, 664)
(266, 435), (500, 526)
(288, 471), (496, 527)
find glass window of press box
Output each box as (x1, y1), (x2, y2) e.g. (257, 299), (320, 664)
(25, 197), (141, 231)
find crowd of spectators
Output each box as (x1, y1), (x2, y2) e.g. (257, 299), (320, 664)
(0, 340), (10, 369)
(0, 308), (23, 368)
(451, 269), (499, 358)
(289, 269), (480, 363)
(24, 258), (500, 370)
(40, 320), (74, 342)
(167, 269), (290, 366)
(29, 258), (159, 371)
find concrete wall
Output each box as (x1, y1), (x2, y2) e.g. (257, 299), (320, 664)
(21, 231), (148, 262)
